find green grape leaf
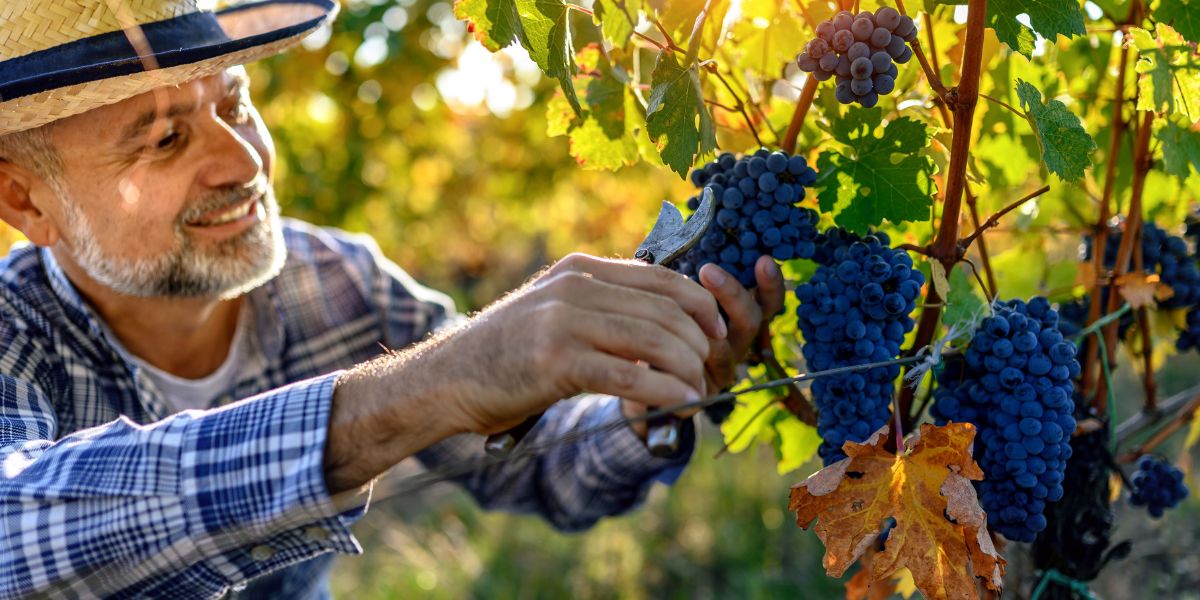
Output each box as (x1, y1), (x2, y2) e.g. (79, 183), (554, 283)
(1128, 24), (1200, 124)
(595, 0), (643, 48)
(720, 381), (781, 454)
(455, 0), (523, 52)
(987, 0), (1085, 58)
(645, 51), (717, 178)
(568, 46), (639, 169)
(517, 0), (581, 116)
(942, 267), (987, 332)
(1157, 121), (1200, 180)
(1155, 0), (1200, 43)
(772, 415), (822, 475)
(814, 107), (937, 233)
(1016, 79), (1096, 182)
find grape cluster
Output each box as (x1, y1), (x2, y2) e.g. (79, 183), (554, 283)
(795, 228), (925, 464)
(1176, 307), (1200, 352)
(677, 149), (821, 288)
(1129, 455), (1190, 518)
(1033, 414), (1131, 597)
(795, 7), (917, 108)
(932, 297), (1080, 542)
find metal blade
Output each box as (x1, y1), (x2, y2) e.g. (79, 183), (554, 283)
(634, 187), (716, 266)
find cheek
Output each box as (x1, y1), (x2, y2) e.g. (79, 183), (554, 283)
(247, 115), (275, 179)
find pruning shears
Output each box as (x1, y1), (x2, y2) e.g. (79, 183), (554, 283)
(484, 187), (718, 458)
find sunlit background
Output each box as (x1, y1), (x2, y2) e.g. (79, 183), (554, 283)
(2, 0), (1200, 597)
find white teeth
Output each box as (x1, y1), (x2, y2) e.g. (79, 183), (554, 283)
(193, 202), (250, 226)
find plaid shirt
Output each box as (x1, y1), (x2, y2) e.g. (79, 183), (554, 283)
(0, 219), (692, 599)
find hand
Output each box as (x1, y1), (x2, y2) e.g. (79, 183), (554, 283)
(439, 253), (727, 435)
(621, 255), (786, 436)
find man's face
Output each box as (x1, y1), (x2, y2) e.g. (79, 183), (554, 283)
(47, 66), (284, 299)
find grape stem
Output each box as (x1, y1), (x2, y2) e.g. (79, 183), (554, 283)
(706, 66), (766, 147)
(567, 4), (671, 52)
(781, 77), (819, 155)
(897, 0), (988, 432)
(978, 93), (1025, 118)
(1116, 394), (1200, 463)
(651, 18), (686, 53)
(959, 184), (1052, 251)
(893, 0), (953, 105)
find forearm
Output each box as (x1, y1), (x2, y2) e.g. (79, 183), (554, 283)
(323, 328), (475, 495)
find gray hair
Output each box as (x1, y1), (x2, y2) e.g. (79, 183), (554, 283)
(0, 125), (64, 182)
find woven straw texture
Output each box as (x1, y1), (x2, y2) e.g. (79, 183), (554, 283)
(0, 33), (301, 135)
(0, 0), (203, 59)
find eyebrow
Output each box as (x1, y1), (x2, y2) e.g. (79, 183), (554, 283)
(117, 72), (250, 147)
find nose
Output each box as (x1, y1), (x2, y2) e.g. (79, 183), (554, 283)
(197, 114), (265, 190)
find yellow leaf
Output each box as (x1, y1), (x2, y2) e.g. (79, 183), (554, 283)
(894, 568), (917, 599)
(789, 423), (1005, 600)
(1116, 272), (1165, 310)
(930, 260), (950, 300)
(1185, 415), (1200, 450)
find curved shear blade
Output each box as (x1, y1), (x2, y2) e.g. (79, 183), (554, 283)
(636, 187), (715, 266)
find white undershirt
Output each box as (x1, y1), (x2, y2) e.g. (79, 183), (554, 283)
(101, 301), (253, 413)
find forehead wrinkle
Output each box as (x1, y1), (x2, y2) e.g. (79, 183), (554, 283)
(118, 71), (246, 147)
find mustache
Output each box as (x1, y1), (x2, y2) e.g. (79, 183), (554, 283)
(179, 183), (269, 224)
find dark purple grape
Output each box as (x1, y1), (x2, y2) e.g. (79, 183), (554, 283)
(870, 51), (892, 74)
(797, 53), (818, 72)
(813, 68), (833, 81)
(835, 79), (855, 104)
(819, 52), (840, 72)
(870, 27), (892, 48)
(873, 74), (895, 95)
(816, 20), (836, 41)
(886, 63), (898, 78)
(848, 41), (871, 61)
(895, 45), (913, 64)
(832, 29), (855, 52)
(851, 17), (875, 42)
(886, 34), (907, 58)
(875, 6), (901, 30)
(851, 77), (873, 95)
(835, 54), (852, 77)
(895, 15), (917, 40)
(850, 57), (874, 79)
(833, 11), (854, 31)
(807, 38), (830, 59)
(856, 11), (875, 22)
(859, 91), (879, 108)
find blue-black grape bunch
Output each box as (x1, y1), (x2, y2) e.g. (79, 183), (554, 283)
(1059, 222), (1200, 344)
(932, 297), (1080, 542)
(795, 228), (925, 464)
(1129, 455), (1190, 518)
(676, 149), (821, 288)
(794, 6), (917, 108)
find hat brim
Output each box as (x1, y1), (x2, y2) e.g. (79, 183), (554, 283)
(0, 0), (337, 135)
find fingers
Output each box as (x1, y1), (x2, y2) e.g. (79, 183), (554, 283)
(704, 339), (739, 392)
(535, 270), (710, 359)
(699, 262), (764, 349)
(753, 255), (786, 319)
(567, 352), (702, 411)
(546, 253), (726, 340)
(561, 305), (707, 396)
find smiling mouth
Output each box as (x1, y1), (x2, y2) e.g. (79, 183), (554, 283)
(186, 196), (260, 227)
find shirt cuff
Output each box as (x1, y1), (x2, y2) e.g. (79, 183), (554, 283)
(584, 397), (695, 488)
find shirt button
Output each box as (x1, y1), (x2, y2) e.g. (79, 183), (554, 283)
(304, 526), (331, 543)
(249, 545), (275, 561)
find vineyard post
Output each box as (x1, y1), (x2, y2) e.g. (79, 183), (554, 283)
(898, 0), (987, 430)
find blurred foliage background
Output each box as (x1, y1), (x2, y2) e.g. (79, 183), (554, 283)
(2, 0), (1199, 597)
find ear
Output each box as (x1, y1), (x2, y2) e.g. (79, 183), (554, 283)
(0, 161), (61, 247)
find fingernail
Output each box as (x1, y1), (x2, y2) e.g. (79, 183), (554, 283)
(715, 315), (728, 339)
(686, 389), (702, 403)
(704, 266), (727, 287)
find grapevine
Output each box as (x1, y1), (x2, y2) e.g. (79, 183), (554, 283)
(455, 0), (1200, 596)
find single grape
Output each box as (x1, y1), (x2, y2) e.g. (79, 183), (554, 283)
(807, 38), (830, 59)
(835, 79), (855, 104)
(870, 26), (893, 48)
(813, 68), (834, 81)
(871, 51), (892, 74)
(816, 20), (836, 41)
(886, 34), (907, 59)
(851, 77), (873, 95)
(895, 15), (917, 40)
(835, 54), (852, 77)
(796, 53), (818, 72)
(875, 6), (901, 30)
(848, 41), (871, 61)
(832, 29), (855, 52)
(851, 17), (875, 42)
(873, 74), (895, 95)
(895, 45), (913, 64)
(833, 11), (854, 31)
(858, 90), (879, 108)
(819, 52), (840, 72)
(850, 57), (874, 79)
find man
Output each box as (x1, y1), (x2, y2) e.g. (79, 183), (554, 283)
(0, 1), (782, 598)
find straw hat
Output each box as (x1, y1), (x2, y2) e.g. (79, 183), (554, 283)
(0, 0), (338, 135)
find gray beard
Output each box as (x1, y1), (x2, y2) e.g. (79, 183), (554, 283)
(59, 185), (287, 300)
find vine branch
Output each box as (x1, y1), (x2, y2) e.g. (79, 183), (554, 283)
(959, 185), (1052, 250)
(782, 76), (819, 155)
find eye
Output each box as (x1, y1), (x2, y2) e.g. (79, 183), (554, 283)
(155, 129), (181, 150)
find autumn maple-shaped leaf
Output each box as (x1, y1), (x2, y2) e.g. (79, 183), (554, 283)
(789, 423), (1005, 600)
(1116, 272), (1173, 309)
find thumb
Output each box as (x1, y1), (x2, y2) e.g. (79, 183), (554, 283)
(754, 255), (785, 318)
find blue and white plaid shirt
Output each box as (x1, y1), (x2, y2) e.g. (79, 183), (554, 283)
(0, 219), (692, 599)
